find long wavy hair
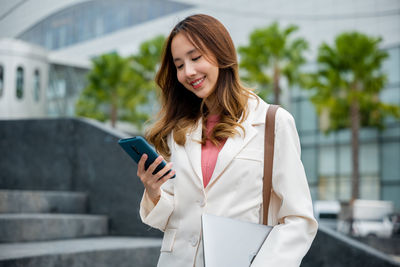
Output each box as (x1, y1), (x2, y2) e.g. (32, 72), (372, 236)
(146, 14), (254, 159)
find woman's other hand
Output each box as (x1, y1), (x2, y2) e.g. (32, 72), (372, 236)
(137, 154), (175, 205)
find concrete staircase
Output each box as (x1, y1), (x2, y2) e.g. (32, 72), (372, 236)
(0, 190), (161, 267)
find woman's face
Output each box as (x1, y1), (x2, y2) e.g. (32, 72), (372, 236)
(171, 33), (219, 99)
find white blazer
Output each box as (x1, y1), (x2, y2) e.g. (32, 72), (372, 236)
(140, 95), (318, 267)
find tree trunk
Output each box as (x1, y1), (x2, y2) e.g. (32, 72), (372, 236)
(350, 90), (360, 201)
(349, 84), (360, 235)
(273, 62), (280, 105)
(111, 91), (117, 128)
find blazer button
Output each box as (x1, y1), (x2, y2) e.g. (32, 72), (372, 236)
(197, 199), (206, 207)
(190, 235), (198, 247)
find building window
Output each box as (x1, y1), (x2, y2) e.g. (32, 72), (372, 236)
(0, 65), (3, 97)
(16, 66), (24, 99)
(33, 69), (40, 102)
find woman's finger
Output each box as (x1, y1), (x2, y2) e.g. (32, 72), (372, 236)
(154, 162), (174, 180)
(137, 154), (148, 177)
(157, 169), (176, 185)
(146, 155), (164, 176)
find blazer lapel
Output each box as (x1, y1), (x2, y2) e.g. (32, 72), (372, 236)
(184, 118), (204, 185)
(183, 96), (267, 188)
(207, 121), (258, 187)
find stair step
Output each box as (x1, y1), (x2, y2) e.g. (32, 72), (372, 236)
(0, 214), (108, 242)
(0, 237), (161, 267)
(0, 190), (87, 214)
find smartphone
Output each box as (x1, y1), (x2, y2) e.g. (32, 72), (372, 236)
(118, 136), (175, 179)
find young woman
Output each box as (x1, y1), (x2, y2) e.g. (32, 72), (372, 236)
(137, 14), (317, 267)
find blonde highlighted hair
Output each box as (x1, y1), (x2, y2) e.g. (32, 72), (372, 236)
(146, 14), (254, 159)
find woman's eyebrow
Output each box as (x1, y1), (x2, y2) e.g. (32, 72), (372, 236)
(173, 49), (197, 62)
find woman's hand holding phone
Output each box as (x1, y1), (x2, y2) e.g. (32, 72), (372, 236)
(137, 154), (175, 205)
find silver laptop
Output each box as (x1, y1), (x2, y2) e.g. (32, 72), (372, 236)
(202, 213), (273, 267)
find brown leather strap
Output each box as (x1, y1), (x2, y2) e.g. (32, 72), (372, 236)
(263, 105), (279, 225)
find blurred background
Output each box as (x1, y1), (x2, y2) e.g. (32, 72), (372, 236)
(0, 0), (399, 266)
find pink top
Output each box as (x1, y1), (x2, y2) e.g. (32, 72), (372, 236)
(201, 115), (227, 188)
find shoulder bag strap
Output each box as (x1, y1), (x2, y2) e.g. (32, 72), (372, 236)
(263, 104), (279, 225)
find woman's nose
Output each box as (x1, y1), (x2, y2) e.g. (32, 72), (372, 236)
(184, 62), (196, 77)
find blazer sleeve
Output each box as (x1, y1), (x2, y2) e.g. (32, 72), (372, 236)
(139, 180), (174, 231)
(251, 108), (318, 267)
(139, 135), (175, 232)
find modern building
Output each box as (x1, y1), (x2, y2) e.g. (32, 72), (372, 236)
(0, 0), (399, 208)
(0, 38), (48, 117)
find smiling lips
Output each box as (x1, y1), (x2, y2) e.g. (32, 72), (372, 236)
(190, 76), (205, 89)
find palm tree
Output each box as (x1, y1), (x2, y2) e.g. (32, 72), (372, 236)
(307, 32), (400, 201)
(75, 35), (165, 129)
(238, 22), (308, 104)
(76, 52), (133, 128)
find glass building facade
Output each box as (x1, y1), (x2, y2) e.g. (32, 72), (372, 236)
(17, 0), (192, 50)
(47, 64), (88, 117)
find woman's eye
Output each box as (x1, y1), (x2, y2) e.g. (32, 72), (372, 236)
(176, 64), (183, 69)
(192, 55), (201, 61)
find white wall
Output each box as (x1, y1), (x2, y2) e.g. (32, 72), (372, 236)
(0, 39), (48, 118)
